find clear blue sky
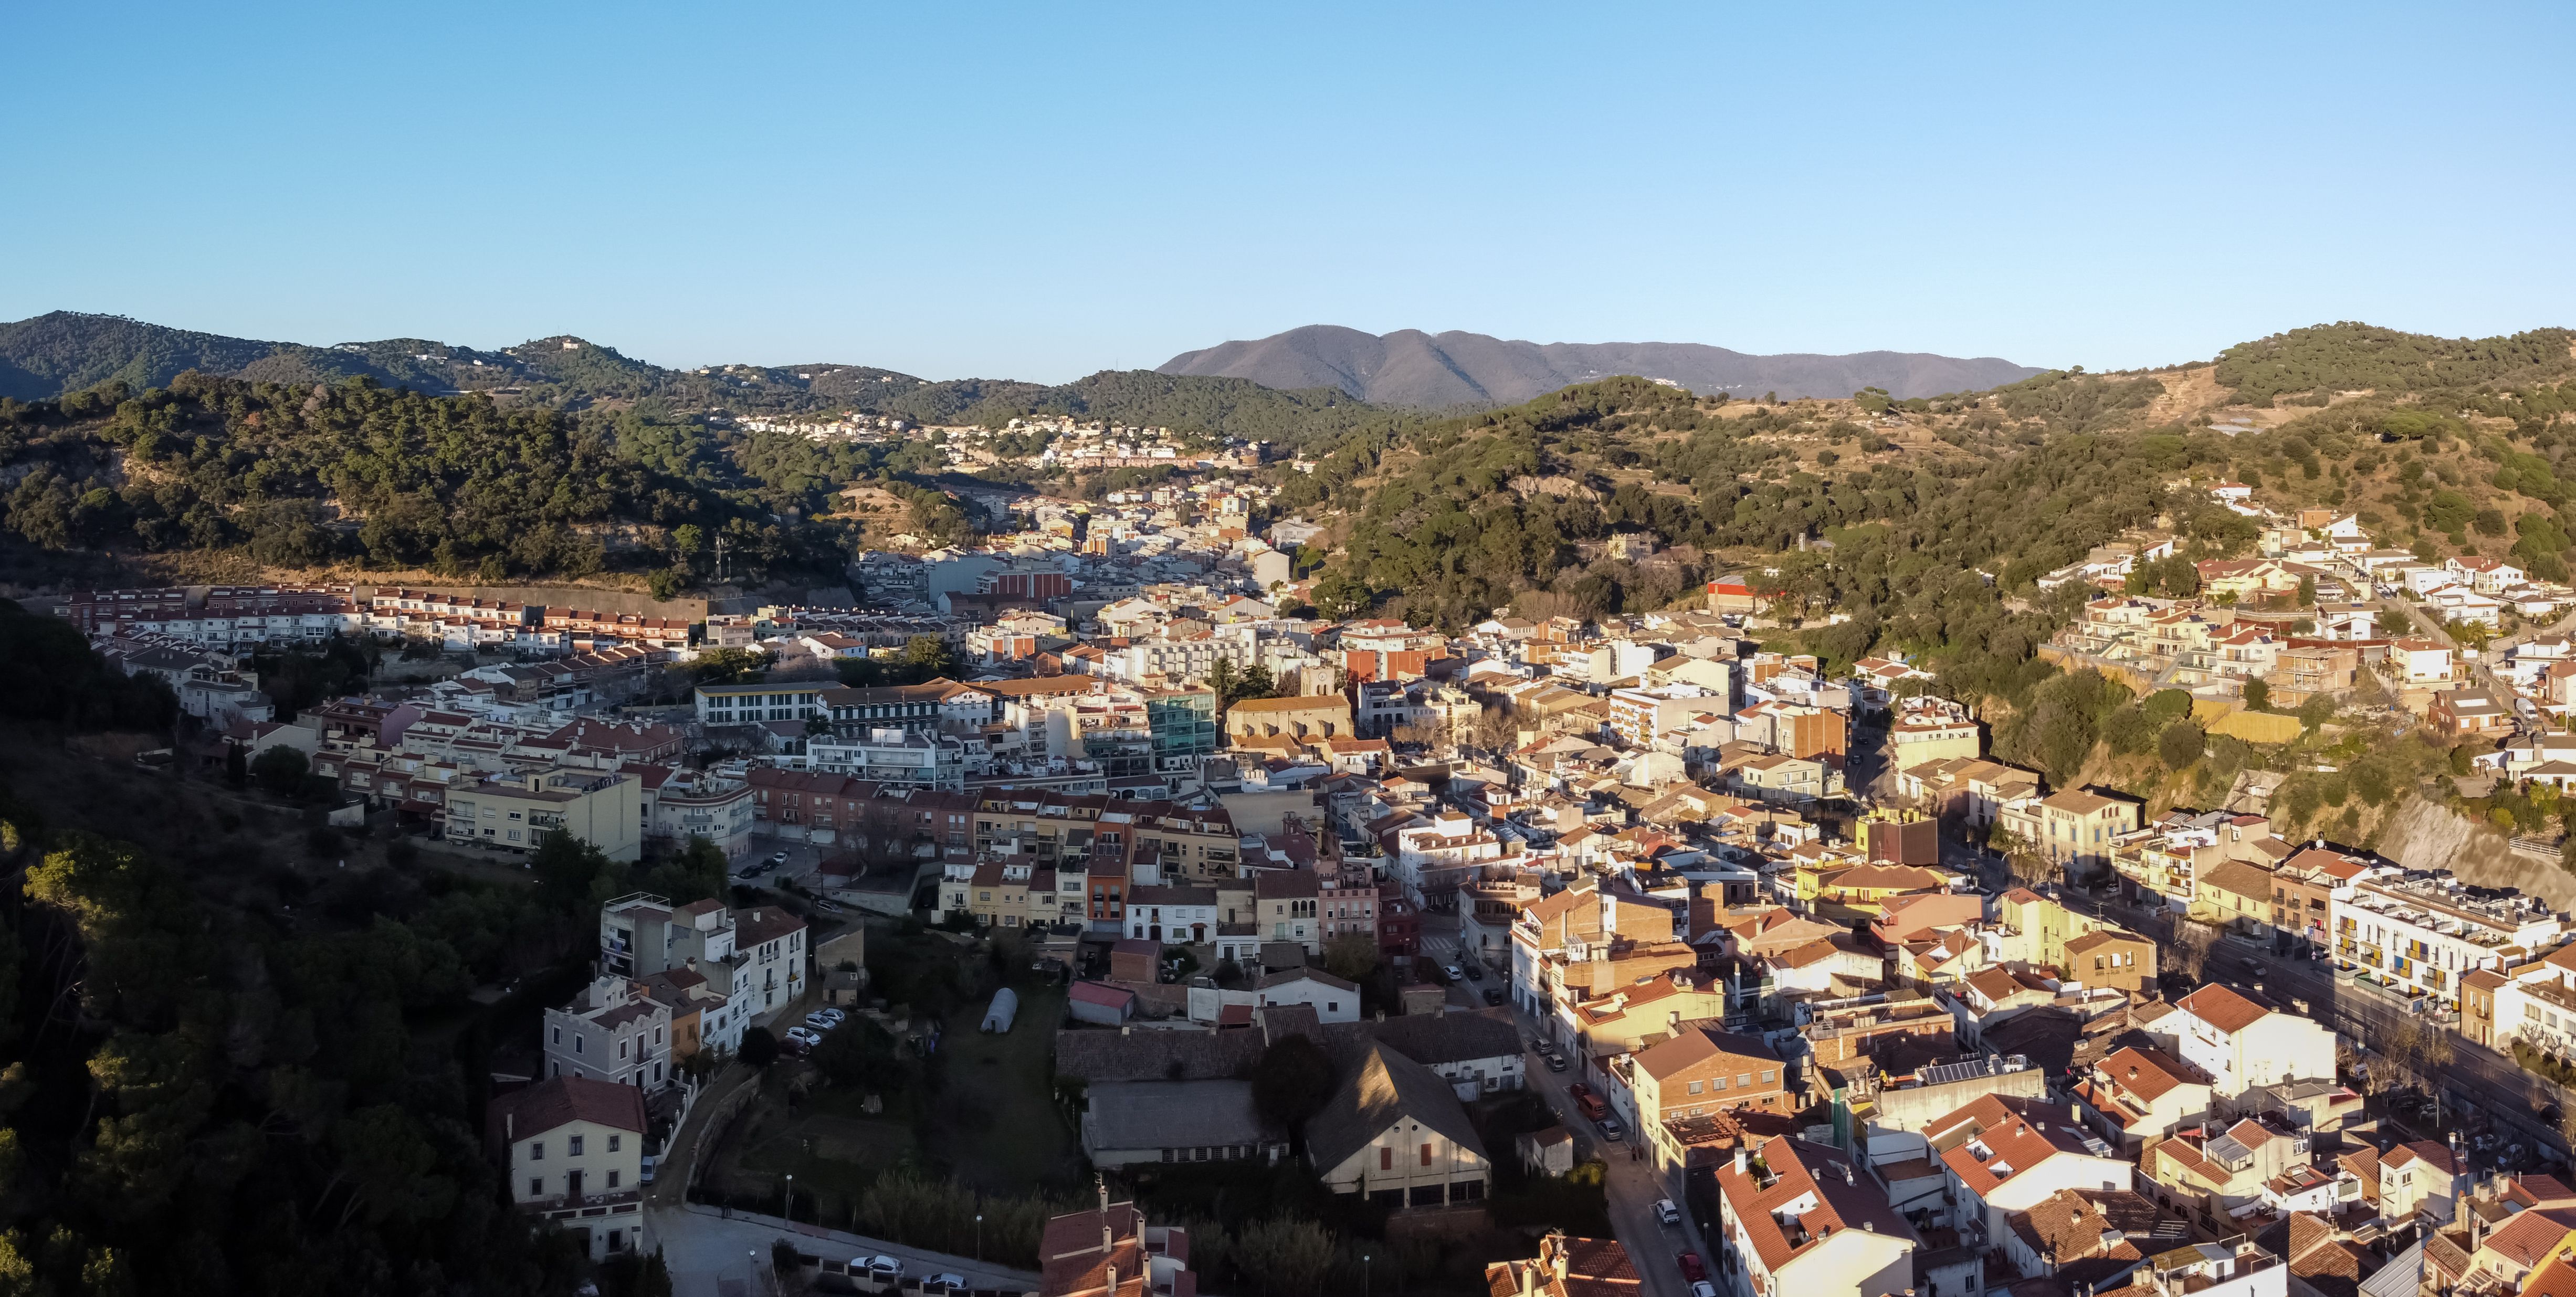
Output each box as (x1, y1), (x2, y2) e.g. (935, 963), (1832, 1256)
(7, 2), (2571, 383)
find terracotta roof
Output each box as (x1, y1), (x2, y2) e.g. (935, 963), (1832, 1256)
(2177, 983), (2273, 1035)
(485, 1074), (646, 1148)
(2480, 1207), (2576, 1269)
(1633, 1025), (1783, 1082)
(2096, 1046), (2209, 1105)
(1716, 1135), (1917, 1273)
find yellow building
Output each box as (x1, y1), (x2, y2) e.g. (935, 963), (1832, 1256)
(447, 768), (644, 862)
(1223, 694), (1353, 742)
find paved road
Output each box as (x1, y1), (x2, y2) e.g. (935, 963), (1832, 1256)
(649, 1202), (1036, 1296)
(1507, 1004), (1700, 1297)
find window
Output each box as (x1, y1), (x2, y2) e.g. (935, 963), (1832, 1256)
(530, 1177), (544, 1196)
(606, 1170), (621, 1188)
(552, 1027), (561, 1044)
(1761, 1070), (1775, 1083)
(1420, 1143), (1433, 1166)
(1381, 1147), (1393, 1171)
(1737, 1073), (1752, 1088)
(570, 1136), (584, 1156)
(575, 1037), (584, 1055)
(531, 1142), (545, 1160)
(1687, 1080), (1704, 1095)
(608, 1135), (621, 1152)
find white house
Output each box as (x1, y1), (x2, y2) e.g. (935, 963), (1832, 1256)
(2158, 985), (2336, 1099)
(1254, 968), (1362, 1024)
(486, 1075), (649, 1259)
(1716, 1134), (1919, 1297)
(1929, 1093), (2136, 1244)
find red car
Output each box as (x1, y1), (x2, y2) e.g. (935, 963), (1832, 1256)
(1677, 1252), (1706, 1283)
(1567, 1082), (1592, 1101)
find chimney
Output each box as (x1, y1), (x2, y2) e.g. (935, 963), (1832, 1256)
(1734, 1147), (1748, 1176)
(1521, 1260), (1539, 1297)
(1105, 1265), (1117, 1295)
(1098, 1173), (1110, 1213)
(1864, 1220), (1875, 1232)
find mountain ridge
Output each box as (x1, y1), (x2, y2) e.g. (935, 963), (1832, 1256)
(1158, 324), (2048, 406)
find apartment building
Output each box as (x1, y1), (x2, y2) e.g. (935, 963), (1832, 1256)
(2331, 867), (2565, 1009)
(2002, 789), (2140, 877)
(447, 768), (643, 861)
(1618, 1027), (1788, 1173)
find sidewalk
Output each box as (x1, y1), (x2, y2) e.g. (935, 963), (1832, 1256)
(648, 1200), (1038, 1296)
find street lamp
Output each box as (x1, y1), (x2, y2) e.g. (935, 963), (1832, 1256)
(1364, 1253), (1372, 1297)
(976, 1213), (984, 1262)
(784, 1173), (794, 1221)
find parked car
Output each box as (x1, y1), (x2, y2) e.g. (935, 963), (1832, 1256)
(1692, 1283), (1720, 1297)
(854, 1255), (905, 1279)
(1677, 1251), (1706, 1282)
(1544, 1053), (1568, 1073)
(803, 1011), (840, 1031)
(1567, 1082), (1592, 1101)
(1481, 988), (1506, 1006)
(785, 1026), (823, 1049)
(1655, 1198), (1683, 1227)
(920, 1275), (967, 1294)
(814, 899), (843, 913)
(767, 850), (792, 868)
(1596, 1117), (1624, 1142)
(1442, 964), (1464, 983)
(1462, 963), (1484, 980)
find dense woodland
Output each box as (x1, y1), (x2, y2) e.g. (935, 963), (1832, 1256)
(0, 599), (740, 1295)
(0, 374), (975, 585)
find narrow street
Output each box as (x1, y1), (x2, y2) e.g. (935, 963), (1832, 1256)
(1507, 999), (1705, 1297)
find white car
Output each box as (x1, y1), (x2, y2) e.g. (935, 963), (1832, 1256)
(921, 1275), (967, 1294)
(1655, 1198), (1682, 1227)
(854, 1254), (905, 1279)
(785, 1026), (823, 1048)
(1692, 1284), (1719, 1297)
(803, 1011), (841, 1031)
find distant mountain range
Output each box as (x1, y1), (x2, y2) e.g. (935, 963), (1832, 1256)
(1157, 324), (2046, 406)
(0, 310), (2041, 427)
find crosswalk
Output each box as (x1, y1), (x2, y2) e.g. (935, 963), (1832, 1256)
(1421, 935), (1461, 964)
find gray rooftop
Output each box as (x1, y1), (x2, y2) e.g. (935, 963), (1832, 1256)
(1082, 1080), (1279, 1152)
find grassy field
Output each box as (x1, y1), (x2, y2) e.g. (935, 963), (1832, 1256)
(733, 1085), (922, 1208)
(923, 979), (1082, 1193)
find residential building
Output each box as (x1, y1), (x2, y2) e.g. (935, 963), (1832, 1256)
(1305, 1042), (1491, 1210)
(486, 1075), (648, 1259)
(543, 974), (675, 1092)
(1929, 1093), (2137, 1243)
(447, 768), (644, 861)
(2161, 985), (2337, 1100)
(1035, 1190), (1197, 1297)
(1716, 1134), (1919, 1297)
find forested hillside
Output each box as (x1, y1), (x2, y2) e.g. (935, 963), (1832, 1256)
(1288, 318), (2576, 720)
(0, 599), (733, 1296)
(0, 372), (938, 588)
